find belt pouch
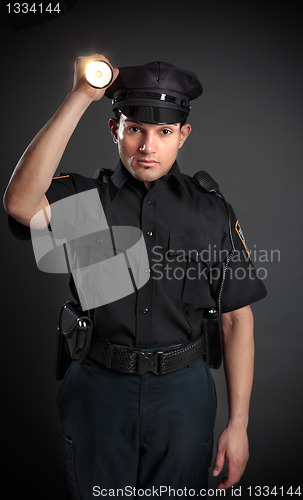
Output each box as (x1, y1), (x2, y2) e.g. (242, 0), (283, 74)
(58, 301), (93, 365)
(202, 309), (222, 369)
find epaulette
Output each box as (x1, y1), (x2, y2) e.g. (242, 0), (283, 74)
(90, 168), (114, 182)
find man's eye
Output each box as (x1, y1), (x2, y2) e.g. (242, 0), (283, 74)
(128, 126), (140, 133)
(161, 129), (172, 135)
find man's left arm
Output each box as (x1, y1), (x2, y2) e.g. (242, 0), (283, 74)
(212, 304), (254, 489)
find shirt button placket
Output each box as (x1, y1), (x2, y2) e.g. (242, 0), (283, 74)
(135, 194), (155, 346)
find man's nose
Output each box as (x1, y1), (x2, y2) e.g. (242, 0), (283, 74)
(139, 133), (156, 153)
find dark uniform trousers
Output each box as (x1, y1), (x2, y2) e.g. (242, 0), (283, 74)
(57, 357), (217, 500)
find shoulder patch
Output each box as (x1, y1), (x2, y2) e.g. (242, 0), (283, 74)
(235, 220), (250, 258)
(52, 175), (70, 180)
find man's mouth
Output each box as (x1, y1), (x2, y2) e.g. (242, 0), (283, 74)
(137, 159), (158, 167)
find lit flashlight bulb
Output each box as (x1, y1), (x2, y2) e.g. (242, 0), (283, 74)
(85, 60), (113, 89)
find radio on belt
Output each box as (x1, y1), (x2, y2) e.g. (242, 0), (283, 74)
(85, 60), (113, 89)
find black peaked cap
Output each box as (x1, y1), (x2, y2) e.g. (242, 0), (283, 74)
(105, 61), (203, 124)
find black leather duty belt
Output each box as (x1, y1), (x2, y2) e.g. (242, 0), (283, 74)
(87, 335), (205, 375)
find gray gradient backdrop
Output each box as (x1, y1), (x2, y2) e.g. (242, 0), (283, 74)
(1, 1), (302, 498)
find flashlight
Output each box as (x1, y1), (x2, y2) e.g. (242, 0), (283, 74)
(85, 60), (113, 89)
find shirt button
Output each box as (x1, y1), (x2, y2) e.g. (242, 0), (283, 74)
(146, 199), (152, 205)
(142, 307), (150, 314)
(146, 231), (153, 237)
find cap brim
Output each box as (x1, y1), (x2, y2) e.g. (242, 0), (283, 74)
(117, 106), (188, 125)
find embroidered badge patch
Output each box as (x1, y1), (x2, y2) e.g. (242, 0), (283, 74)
(235, 220), (250, 258)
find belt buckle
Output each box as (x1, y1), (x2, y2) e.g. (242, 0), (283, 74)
(137, 351), (162, 375)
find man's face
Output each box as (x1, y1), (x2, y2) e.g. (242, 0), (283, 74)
(109, 114), (191, 186)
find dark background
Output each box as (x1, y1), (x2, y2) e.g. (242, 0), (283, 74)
(1, 1), (302, 498)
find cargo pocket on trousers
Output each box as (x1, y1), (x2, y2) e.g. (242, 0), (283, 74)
(60, 431), (81, 500)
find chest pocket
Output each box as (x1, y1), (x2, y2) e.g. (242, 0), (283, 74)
(162, 230), (220, 307)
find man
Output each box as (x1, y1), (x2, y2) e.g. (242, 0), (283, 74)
(4, 54), (267, 499)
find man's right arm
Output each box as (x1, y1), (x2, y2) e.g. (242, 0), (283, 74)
(3, 54), (119, 227)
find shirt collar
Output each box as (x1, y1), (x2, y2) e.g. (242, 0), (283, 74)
(110, 160), (132, 189)
(111, 160), (190, 196)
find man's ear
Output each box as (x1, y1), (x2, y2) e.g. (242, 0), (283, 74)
(108, 118), (119, 143)
(179, 123), (192, 149)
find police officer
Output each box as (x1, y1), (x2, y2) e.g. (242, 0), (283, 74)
(4, 54), (266, 499)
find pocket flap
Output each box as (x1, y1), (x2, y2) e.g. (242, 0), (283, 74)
(168, 230), (216, 267)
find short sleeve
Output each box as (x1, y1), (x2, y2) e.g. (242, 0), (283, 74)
(6, 173), (78, 240)
(45, 173), (78, 205)
(219, 204), (267, 313)
(7, 170), (102, 242)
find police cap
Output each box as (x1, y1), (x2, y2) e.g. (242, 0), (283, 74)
(105, 61), (203, 124)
